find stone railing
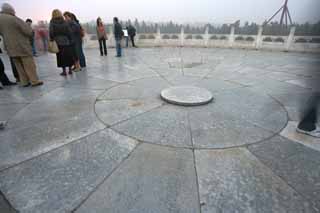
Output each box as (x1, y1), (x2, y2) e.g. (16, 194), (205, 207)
(1, 26), (319, 53)
(83, 26), (320, 53)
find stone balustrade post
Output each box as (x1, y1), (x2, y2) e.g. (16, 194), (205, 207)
(229, 26), (235, 48)
(286, 26), (296, 51)
(108, 26), (114, 47)
(156, 25), (161, 45)
(180, 27), (184, 47)
(204, 26), (209, 47)
(256, 25), (263, 49)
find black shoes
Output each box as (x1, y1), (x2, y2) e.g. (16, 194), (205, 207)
(2, 81), (17, 86)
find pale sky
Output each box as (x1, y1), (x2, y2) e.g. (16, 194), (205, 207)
(2, 0), (320, 24)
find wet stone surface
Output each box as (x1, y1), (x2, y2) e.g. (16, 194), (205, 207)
(0, 48), (319, 212)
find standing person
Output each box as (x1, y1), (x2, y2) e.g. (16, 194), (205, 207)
(38, 21), (48, 52)
(96, 17), (107, 56)
(71, 13), (86, 69)
(113, 17), (123, 57)
(63, 11), (82, 72)
(26, 19), (37, 56)
(127, 24), (137, 47)
(0, 3), (43, 87)
(49, 9), (74, 76)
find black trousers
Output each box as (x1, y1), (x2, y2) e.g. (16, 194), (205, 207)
(98, 38), (107, 55)
(10, 57), (19, 82)
(298, 94), (319, 131)
(0, 57), (11, 85)
(130, 35), (135, 47)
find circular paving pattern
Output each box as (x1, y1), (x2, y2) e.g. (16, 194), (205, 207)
(160, 86), (214, 106)
(95, 76), (288, 149)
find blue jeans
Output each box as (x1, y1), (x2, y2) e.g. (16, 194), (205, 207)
(115, 38), (122, 57)
(31, 38), (37, 55)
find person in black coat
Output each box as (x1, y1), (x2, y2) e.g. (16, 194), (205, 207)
(113, 17), (123, 57)
(127, 25), (136, 47)
(49, 9), (74, 76)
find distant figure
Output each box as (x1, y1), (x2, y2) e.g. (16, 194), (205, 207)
(123, 28), (129, 48)
(127, 25), (137, 47)
(297, 96), (320, 138)
(113, 17), (123, 57)
(0, 3), (43, 87)
(96, 17), (107, 56)
(26, 18), (37, 56)
(49, 9), (74, 76)
(38, 21), (49, 52)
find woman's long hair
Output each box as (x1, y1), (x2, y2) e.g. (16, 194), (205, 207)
(97, 17), (103, 27)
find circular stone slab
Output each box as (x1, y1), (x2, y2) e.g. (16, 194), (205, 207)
(160, 86), (214, 106)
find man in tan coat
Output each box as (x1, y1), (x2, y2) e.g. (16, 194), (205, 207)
(0, 3), (43, 87)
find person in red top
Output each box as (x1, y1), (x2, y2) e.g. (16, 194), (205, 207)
(38, 21), (49, 51)
(96, 17), (107, 56)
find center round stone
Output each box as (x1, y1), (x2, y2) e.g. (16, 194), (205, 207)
(160, 86), (214, 106)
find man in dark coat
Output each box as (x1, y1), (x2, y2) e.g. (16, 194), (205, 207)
(127, 25), (137, 47)
(113, 17), (123, 57)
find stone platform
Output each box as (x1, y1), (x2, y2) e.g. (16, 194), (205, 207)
(0, 48), (320, 213)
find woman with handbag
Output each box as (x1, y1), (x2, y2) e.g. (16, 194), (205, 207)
(49, 9), (74, 76)
(96, 17), (108, 56)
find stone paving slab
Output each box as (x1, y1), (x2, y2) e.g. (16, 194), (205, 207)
(100, 77), (170, 100)
(248, 136), (320, 211)
(195, 148), (316, 213)
(113, 105), (192, 147)
(0, 103), (27, 121)
(189, 105), (273, 148)
(75, 143), (200, 213)
(95, 99), (163, 126)
(0, 129), (138, 213)
(0, 88), (105, 170)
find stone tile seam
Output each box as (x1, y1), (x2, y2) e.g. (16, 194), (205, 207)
(192, 149), (202, 213)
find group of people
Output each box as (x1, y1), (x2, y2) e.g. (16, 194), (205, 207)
(0, 1), (139, 89)
(49, 9), (86, 76)
(96, 17), (137, 57)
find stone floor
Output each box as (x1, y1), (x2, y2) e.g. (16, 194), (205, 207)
(0, 47), (320, 213)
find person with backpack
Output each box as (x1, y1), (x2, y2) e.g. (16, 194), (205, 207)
(96, 17), (108, 56)
(113, 17), (123, 57)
